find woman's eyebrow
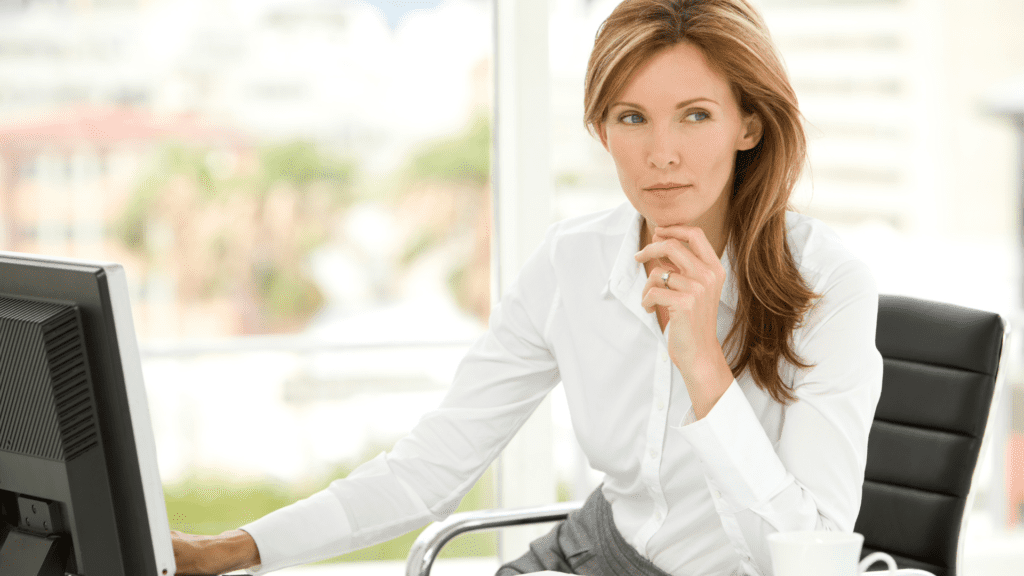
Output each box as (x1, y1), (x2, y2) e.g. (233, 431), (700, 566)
(610, 97), (719, 110)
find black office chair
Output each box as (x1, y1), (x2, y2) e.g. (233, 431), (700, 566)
(405, 295), (1008, 576)
(854, 295), (1006, 576)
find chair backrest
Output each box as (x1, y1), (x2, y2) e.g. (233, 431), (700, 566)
(855, 294), (1007, 576)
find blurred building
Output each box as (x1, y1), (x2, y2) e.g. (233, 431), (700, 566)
(0, 0), (492, 339)
(0, 107), (248, 254)
(0, 0), (492, 175)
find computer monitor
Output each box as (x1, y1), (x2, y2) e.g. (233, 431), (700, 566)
(0, 251), (176, 576)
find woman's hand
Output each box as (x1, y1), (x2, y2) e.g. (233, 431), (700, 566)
(172, 529), (260, 575)
(634, 225), (734, 419)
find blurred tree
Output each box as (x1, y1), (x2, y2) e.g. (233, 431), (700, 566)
(396, 113), (492, 324)
(405, 113), (490, 187)
(116, 141), (357, 334)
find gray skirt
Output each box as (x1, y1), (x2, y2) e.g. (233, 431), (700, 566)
(495, 486), (674, 576)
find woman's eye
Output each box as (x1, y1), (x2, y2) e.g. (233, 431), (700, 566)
(620, 113), (644, 124)
(686, 111), (710, 122)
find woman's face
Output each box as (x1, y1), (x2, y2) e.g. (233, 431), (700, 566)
(597, 42), (762, 253)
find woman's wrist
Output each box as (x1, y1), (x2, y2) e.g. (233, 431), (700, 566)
(218, 529), (261, 572)
(684, 349), (734, 420)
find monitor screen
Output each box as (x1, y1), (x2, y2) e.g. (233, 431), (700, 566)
(0, 251), (176, 576)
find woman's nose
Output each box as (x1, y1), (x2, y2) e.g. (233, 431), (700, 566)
(647, 127), (680, 169)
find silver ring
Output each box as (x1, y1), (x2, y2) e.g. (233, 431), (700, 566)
(661, 271), (671, 288)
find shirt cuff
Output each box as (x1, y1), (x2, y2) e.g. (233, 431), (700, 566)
(239, 489), (353, 574)
(671, 380), (790, 513)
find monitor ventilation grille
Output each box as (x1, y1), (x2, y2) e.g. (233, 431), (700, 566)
(44, 309), (100, 460)
(0, 297), (99, 461)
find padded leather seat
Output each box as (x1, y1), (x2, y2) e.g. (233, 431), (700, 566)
(855, 295), (1006, 576)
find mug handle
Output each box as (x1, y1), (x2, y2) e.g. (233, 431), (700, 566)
(858, 551), (897, 575)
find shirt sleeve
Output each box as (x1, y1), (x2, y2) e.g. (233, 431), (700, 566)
(239, 228), (563, 574)
(671, 257), (883, 576)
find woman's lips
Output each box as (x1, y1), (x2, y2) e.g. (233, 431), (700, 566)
(643, 184), (691, 193)
(643, 182), (690, 191)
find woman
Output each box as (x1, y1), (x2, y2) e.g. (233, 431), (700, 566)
(173, 1), (882, 575)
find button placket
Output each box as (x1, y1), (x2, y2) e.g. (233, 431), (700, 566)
(719, 510), (755, 566)
(645, 344), (671, 466)
(650, 359), (673, 532)
(637, 340), (674, 548)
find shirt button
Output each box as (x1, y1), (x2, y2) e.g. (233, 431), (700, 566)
(712, 489), (722, 499)
(655, 511), (663, 521)
(659, 349), (668, 362)
(656, 400), (665, 411)
(649, 449), (657, 459)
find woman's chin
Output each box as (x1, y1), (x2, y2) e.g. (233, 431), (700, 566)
(642, 212), (697, 231)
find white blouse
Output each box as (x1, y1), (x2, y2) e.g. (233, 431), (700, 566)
(240, 202), (883, 576)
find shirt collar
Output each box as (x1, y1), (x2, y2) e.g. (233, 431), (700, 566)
(602, 207), (738, 312)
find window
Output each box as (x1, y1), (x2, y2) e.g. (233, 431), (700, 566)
(0, 0), (498, 568)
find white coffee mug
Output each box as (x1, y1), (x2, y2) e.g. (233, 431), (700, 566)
(767, 531), (897, 576)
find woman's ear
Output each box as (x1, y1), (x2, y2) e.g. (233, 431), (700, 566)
(597, 122), (610, 151)
(737, 111), (763, 151)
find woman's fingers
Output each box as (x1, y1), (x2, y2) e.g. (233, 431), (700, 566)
(639, 267), (661, 312)
(636, 241), (723, 295)
(635, 226), (722, 278)
(636, 237), (702, 279)
(636, 227), (725, 323)
(640, 267), (701, 312)
(653, 225), (720, 265)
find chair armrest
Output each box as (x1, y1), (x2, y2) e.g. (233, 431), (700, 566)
(404, 502), (937, 576)
(405, 501), (584, 576)
(864, 565), (937, 569)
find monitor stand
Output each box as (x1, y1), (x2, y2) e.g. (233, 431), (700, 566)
(0, 528), (70, 576)
(0, 496), (73, 576)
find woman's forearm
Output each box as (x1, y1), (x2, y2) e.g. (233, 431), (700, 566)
(218, 529), (261, 572)
(171, 529), (261, 574)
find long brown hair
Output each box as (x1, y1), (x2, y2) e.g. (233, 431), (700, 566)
(584, 0), (817, 404)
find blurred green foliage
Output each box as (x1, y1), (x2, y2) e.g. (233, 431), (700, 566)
(556, 480), (573, 503)
(114, 141), (358, 332)
(399, 113), (493, 323)
(555, 171), (582, 188)
(118, 141), (356, 256)
(258, 142), (356, 194)
(253, 263), (324, 322)
(114, 113), (494, 332)
(405, 114), (490, 186)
